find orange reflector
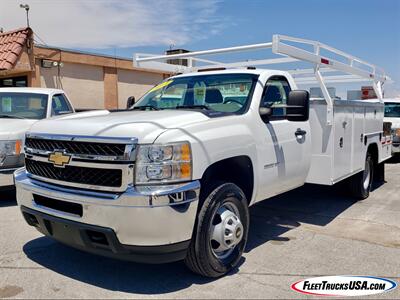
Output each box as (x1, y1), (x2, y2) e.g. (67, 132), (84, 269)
(15, 140), (22, 155)
(180, 162), (191, 178)
(181, 143), (191, 161)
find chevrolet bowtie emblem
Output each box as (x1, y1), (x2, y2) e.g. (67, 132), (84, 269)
(48, 151), (71, 167)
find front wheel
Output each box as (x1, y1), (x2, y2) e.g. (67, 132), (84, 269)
(184, 182), (249, 278)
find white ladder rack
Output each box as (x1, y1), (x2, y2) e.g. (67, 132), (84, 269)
(134, 34), (389, 125)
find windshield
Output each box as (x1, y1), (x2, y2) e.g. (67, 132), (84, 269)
(384, 102), (400, 118)
(0, 92), (48, 120)
(133, 74), (258, 114)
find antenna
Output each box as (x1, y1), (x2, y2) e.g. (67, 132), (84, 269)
(19, 4), (30, 27)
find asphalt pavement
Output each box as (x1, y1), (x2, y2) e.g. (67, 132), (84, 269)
(0, 164), (399, 299)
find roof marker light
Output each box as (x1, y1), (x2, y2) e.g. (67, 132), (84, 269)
(321, 58), (330, 65)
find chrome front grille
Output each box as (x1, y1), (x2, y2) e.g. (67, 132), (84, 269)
(26, 159), (123, 188)
(24, 133), (136, 192)
(25, 138), (126, 157)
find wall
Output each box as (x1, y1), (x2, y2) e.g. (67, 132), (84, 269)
(104, 67), (118, 109)
(117, 69), (164, 109)
(40, 62), (104, 109)
(40, 63), (165, 110)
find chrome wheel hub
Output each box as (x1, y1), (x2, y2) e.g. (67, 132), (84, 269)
(210, 203), (243, 259)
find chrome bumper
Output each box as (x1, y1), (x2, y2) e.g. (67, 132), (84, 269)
(392, 143), (400, 153)
(0, 168), (17, 187)
(15, 169), (200, 247)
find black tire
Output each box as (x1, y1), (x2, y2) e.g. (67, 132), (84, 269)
(349, 154), (374, 200)
(184, 182), (249, 278)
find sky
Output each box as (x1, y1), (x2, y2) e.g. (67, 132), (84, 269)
(1, 0), (399, 97)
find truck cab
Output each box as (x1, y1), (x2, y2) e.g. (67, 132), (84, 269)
(0, 88), (74, 189)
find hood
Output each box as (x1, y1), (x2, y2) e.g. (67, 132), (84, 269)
(0, 119), (37, 140)
(50, 109), (111, 120)
(29, 110), (210, 143)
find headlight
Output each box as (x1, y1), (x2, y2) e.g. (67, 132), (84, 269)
(0, 140), (22, 164)
(135, 142), (192, 184)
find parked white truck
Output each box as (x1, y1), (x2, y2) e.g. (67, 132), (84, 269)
(0, 88), (75, 189)
(384, 98), (400, 156)
(15, 35), (392, 277)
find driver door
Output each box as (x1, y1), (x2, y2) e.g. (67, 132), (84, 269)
(256, 76), (311, 199)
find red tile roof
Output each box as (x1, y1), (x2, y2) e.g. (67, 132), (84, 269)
(0, 27), (32, 70)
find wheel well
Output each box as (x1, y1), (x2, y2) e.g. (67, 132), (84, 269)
(201, 156), (254, 204)
(367, 143), (379, 166)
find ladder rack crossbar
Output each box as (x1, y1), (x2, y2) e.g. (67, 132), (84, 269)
(193, 57), (299, 70)
(136, 42), (273, 62)
(295, 75), (370, 84)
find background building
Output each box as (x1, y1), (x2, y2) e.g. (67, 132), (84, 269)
(0, 27), (170, 109)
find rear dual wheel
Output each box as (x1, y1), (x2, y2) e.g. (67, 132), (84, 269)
(184, 182), (249, 278)
(349, 154), (374, 200)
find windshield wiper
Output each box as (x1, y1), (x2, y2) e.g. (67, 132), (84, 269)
(0, 114), (26, 119)
(131, 105), (159, 111)
(176, 105), (211, 110)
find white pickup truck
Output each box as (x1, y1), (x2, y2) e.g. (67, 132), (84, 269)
(15, 35), (392, 277)
(384, 98), (400, 156)
(0, 88), (75, 189)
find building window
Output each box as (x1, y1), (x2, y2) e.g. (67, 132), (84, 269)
(0, 76), (28, 87)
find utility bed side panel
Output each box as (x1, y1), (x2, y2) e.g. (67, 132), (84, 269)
(306, 99), (385, 186)
(305, 100), (334, 185)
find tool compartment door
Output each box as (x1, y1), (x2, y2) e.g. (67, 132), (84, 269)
(333, 104), (354, 181)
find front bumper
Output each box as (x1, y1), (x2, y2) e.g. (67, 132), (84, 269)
(15, 169), (200, 262)
(21, 206), (191, 263)
(392, 142), (400, 154)
(0, 168), (17, 188)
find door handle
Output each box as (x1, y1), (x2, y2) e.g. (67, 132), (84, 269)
(295, 129), (307, 137)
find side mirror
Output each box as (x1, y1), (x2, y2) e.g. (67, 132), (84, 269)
(259, 107), (272, 116)
(126, 96), (135, 109)
(259, 107), (272, 122)
(287, 90), (310, 122)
